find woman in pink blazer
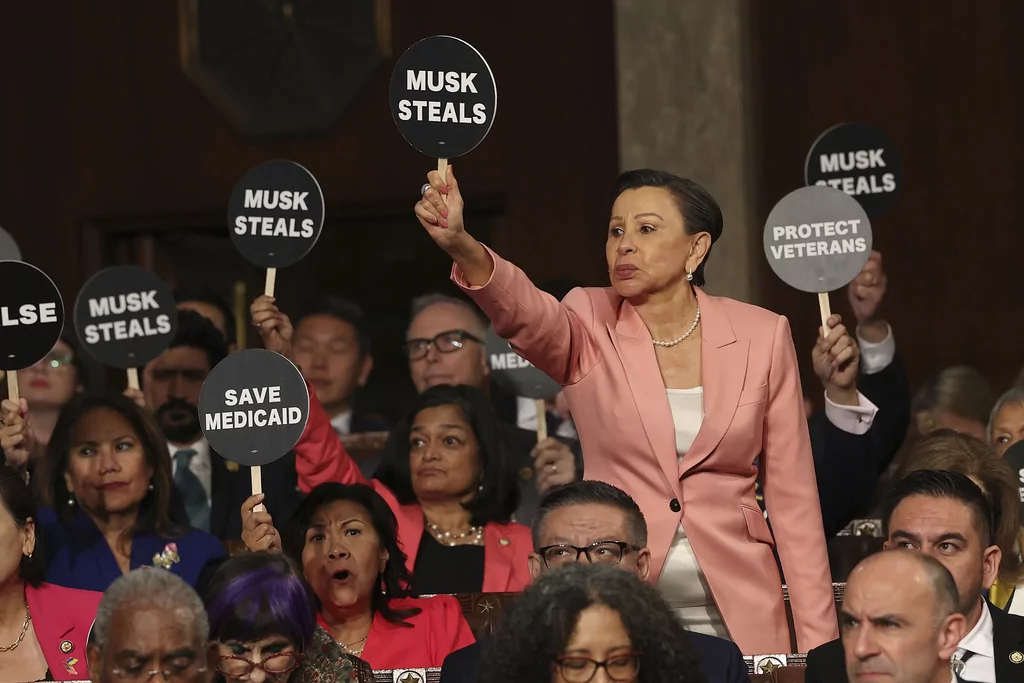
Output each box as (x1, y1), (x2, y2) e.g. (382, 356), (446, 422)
(1, 465), (102, 682)
(413, 168), (837, 655)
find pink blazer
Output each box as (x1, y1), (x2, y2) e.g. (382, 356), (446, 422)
(25, 582), (102, 680)
(295, 384), (534, 592)
(453, 246), (837, 654)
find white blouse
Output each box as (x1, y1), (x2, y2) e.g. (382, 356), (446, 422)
(656, 387), (731, 640)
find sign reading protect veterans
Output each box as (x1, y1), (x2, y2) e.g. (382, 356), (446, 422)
(485, 326), (560, 400)
(805, 123), (901, 219)
(763, 185), (873, 294)
(0, 261), (64, 371)
(74, 266), (178, 369)
(227, 160), (325, 269)
(389, 35), (497, 159)
(198, 349), (309, 467)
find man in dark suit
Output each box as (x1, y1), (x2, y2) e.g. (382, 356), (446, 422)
(806, 470), (1024, 683)
(141, 310), (301, 539)
(289, 296), (387, 478)
(404, 294), (581, 525)
(440, 481), (749, 683)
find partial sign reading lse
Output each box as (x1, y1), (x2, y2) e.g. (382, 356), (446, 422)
(805, 123), (901, 219)
(198, 349), (309, 467)
(0, 261), (65, 371)
(390, 36), (497, 159)
(73, 266), (178, 369)
(227, 160), (325, 269)
(484, 326), (560, 400)
(763, 186), (873, 294)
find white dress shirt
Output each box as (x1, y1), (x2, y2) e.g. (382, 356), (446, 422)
(822, 325), (896, 435)
(954, 600), (995, 683)
(330, 409), (353, 435)
(168, 438), (213, 507)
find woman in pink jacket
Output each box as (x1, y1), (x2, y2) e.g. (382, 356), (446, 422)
(412, 167), (837, 655)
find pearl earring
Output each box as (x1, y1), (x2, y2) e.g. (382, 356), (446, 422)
(478, 484), (484, 493)
(148, 483), (154, 491)
(686, 267), (694, 282)
(67, 496), (75, 507)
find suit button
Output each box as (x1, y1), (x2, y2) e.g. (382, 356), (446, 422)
(669, 499), (681, 513)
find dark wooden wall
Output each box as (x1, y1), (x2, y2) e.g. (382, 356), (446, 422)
(749, 0), (1024, 396)
(0, 2), (618, 414)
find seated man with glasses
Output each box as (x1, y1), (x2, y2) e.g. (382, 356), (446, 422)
(440, 481), (749, 683)
(87, 568), (214, 683)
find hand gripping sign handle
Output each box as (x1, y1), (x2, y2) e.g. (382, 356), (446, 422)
(251, 465), (265, 513)
(535, 398), (548, 442)
(817, 292), (832, 336)
(7, 371), (18, 402)
(264, 268), (277, 298)
(127, 367), (140, 391)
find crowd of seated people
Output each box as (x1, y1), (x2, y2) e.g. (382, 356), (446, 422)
(4, 169), (1024, 683)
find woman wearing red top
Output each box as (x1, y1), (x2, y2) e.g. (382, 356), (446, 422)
(250, 296), (533, 594)
(0, 465), (102, 682)
(242, 482), (475, 669)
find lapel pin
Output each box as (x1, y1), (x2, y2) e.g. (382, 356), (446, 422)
(498, 537), (510, 546)
(225, 461), (240, 472)
(64, 657), (79, 676)
(59, 640), (73, 654)
(518, 467), (533, 480)
(1010, 651), (1023, 664)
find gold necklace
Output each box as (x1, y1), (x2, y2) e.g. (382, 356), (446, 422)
(0, 605), (30, 653)
(339, 634), (368, 657)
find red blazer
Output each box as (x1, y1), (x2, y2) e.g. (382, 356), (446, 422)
(25, 582), (102, 681)
(451, 246), (837, 655)
(295, 385), (533, 592)
(318, 595), (475, 670)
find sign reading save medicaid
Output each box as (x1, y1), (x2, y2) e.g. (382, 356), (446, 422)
(485, 326), (560, 400)
(227, 160), (325, 270)
(389, 35), (497, 160)
(73, 266), (178, 369)
(0, 261), (65, 371)
(805, 123), (901, 219)
(763, 185), (873, 294)
(198, 349), (309, 467)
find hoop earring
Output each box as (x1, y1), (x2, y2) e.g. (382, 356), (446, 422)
(686, 267), (694, 282)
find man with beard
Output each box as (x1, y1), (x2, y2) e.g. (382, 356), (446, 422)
(142, 310), (301, 539)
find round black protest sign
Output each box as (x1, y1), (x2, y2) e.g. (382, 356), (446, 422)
(805, 123), (901, 219)
(389, 36), (497, 159)
(763, 186), (873, 293)
(1004, 441), (1024, 525)
(0, 228), (21, 261)
(198, 349), (309, 466)
(73, 266), (178, 369)
(0, 261), (64, 371)
(227, 160), (325, 269)
(485, 326), (560, 400)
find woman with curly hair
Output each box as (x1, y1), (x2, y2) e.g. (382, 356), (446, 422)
(477, 563), (705, 683)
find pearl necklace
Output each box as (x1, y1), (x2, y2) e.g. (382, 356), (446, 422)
(424, 519), (484, 547)
(651, 304), (701, 347)
(338, 634), (368, 657)
(0, 605), (30, 653)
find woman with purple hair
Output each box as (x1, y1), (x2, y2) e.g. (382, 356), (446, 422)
(203, 552), (375, 682)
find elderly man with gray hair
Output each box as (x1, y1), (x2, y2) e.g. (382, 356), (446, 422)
(87, 568), (214, 683)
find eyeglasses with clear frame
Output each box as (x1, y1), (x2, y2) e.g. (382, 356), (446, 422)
(216, 651), (303, 678)
(35, 350), (73, 370)
(403, 329), (483, 361)
(538, 541), (638, 568)
(554, 652), (641, 682)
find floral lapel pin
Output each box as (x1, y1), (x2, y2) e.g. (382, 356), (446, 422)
(152, 542), (181, 570)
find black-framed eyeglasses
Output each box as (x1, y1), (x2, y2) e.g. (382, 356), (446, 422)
(404, 329), (483, 361)
(538, 541), (637, 568)
(216, 652), (303, 678)
(554, 652), (641, 682)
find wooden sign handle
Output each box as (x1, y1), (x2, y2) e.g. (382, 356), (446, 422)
(438, 158), (449, 205)
(251, 465), (264, 513)
(817, 292), (832, 335)
(264, 268), (277, 298)
(127, 368), (140, 391)
(535, 398), (548, 443)
(7, 370), (18, 403)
